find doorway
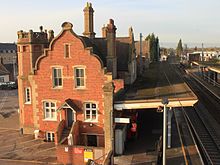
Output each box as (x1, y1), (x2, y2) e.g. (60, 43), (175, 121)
(66, 108), (74, 127)
(87, 135), (97, 147)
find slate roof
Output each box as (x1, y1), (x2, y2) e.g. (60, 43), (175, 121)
(116, 37), (130, 71)
(80, 37), (107, 66)
(79, 36), (131, 71)
(0, 43), (17, 52)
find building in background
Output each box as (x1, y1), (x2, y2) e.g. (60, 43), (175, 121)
(0, 43), (18, 81)
(187, 51), (220, 62)
(0, 58), (10, 82)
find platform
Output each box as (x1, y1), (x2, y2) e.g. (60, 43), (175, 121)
(114, 61), (198, 110)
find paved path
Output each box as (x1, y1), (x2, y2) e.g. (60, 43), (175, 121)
(0, 90), (60, 165)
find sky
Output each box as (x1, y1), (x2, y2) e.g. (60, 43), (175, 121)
(1, 0), (220, 48)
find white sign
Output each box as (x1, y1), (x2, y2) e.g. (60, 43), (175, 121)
(114, 118), (130, 124)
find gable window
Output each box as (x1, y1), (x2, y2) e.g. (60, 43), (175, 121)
(52, 68), (62, 88)
(46, 132), (55, 142)
(43, 101), (56, 120)
(64, 44), (70, 58)
(74, 68), (85, 88)
(25, 87), (31, 104)
(85, 103), (97, 121)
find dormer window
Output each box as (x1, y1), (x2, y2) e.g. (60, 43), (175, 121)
(64, 44), (70, 58)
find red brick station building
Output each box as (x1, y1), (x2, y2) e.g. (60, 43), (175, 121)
(17, 3), (137, 165)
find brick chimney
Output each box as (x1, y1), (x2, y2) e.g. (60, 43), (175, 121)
(83, 2), (96, 39)
(106, 19), (117, 79)
(102, 25), (107, 38)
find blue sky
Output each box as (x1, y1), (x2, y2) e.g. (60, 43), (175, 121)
(1, 0), (220, 47)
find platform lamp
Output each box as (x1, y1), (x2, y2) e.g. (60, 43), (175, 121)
(162, 97), (169, 165)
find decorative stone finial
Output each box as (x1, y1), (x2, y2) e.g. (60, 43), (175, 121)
(107, 19), (117, 33)
(61, 22), (73, 30)
(39, 26), (43, 32)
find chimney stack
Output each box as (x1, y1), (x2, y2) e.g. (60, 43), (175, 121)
(106, 19), (117, 79)
(48, 30), (54, 42)
(102, 25), (107, 38)
(83, 2), (96, 38)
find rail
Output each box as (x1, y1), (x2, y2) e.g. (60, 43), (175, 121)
(177, 64), (220, 164)
(56, 120), (65, 144)
(184, 107), (220, 164)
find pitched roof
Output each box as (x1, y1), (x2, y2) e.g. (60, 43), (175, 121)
(116, 38), (130, 71)
(79, 36), (107, 67)
(77, 36), (131, 71)
(0, 43), (17, 51)
(57, 99), (81, 112)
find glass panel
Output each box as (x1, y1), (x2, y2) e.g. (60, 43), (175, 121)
(80, 78), (84, 86)
(79, 69), (84, 77)
(86, 103), (90, 108)
(58, 78), (62, 86)
(76, 69), (80, 77)
(57, 69), (61, 77)
(92, 110), (96, 119)
(76, 78), (81, 86)
(52, 133), (55, 141)
(51, 103), (55, 107)
(92, 104), (96, 108)
(86, 110), (90, 119)
(45, 102), (49, 107)
(51, 110), (55, 118)
(53, 68), (57, 77)
(45, 109), (50, 118)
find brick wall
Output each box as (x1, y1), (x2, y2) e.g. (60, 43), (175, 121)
(57, 145), (105, 165)
(33, 28), (106, 138)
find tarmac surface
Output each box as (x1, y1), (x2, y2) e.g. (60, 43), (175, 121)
(0, 89), (61, 165)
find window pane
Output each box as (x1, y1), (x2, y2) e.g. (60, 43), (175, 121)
(53, 69), (57, 77)
(78, 69), (82, 77)
(45, 102), (49, 107)
(86, 103), (90, 108)
(51, 109), (55, 118)
(58, 78), (62, 86)
(76, 78), (81, 86)
(76, 69), (79, 77)
(80, 78), (84, 86)
(57, 69), (61, 77)
(52, 133), (55, 141)
(92, 104), (96, 108)
(51, 103), (55, 107)
(92, 110), (96, 119)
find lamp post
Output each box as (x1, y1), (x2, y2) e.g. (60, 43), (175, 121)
(162, 97), (169, 165)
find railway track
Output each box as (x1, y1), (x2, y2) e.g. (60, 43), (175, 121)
(174, 64), (220, 164)
(184, 107), (220, 164)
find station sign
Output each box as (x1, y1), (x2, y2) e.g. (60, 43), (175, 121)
(84, 149), (93, 162)
(114, 118), (130, 123)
